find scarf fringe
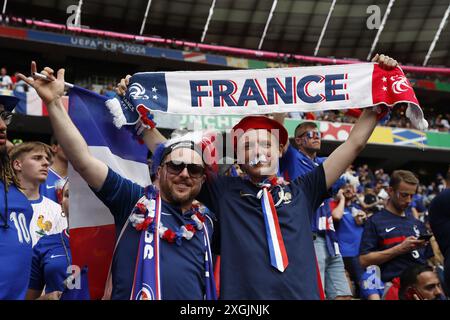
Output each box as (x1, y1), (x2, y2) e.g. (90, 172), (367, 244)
(105, 97), (127, 129)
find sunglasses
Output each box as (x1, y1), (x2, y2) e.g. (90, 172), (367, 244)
(298, 131), (321, 139)
(163, 161), (205, 178)
(0, 110), (12, 125)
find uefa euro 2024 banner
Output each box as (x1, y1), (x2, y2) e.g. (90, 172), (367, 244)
(106, 62), (428, 131)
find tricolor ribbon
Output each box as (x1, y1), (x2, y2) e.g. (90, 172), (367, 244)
(259, 185), (289, 272)
(129, 187), (217, 300)
(203, 220), (217, 300)
(130, 187), (162, 300)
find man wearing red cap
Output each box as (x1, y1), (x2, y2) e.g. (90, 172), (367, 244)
(137, 111), (381, 299)
(112, 53), (398, 299)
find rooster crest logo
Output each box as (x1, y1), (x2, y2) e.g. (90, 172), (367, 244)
(129, 83), (149, 100)
(36, 215), (52, 236)
(390, 75), (412, 94)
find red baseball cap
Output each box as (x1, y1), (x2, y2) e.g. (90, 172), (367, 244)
(232, 115), (288, 147)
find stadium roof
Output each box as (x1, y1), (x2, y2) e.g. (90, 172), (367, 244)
(9, 0), (450, 67)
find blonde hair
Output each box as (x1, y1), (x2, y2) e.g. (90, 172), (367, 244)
(8, 142), (54, 189)
(10, 141), (54, 164)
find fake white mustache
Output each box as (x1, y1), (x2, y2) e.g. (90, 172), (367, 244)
(249, 154), (269, 167)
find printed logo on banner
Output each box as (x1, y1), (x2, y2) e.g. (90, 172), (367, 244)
(390, 75), (412, 94)
(129, 83), (149, 100)
(117, 73), (169, 124)
(126, 73), (168, 112)
(189, 73), (350, 108)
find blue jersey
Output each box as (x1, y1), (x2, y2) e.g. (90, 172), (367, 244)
(360, 209), (433, 282)
(94, 168), (214, 300)
(279, 144), (327, 181)
(0, 181), (34, 300)
(197, 164), (328, 299)
(39, 168), (65, 203)
(29, 230), (71, 294)
(335, 204), (364, 257)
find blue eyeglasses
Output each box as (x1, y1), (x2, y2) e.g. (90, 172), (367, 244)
(299, 131), (321, 139)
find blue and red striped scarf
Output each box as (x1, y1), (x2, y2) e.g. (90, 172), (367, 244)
(130, 186), (217, 300)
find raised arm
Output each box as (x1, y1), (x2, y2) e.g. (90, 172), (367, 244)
(331, 190), (346, 221)
(116, 75), (167, 153)
(18, 62), (108, 190)
(323, 54), (398, 189)
(323, 108), (378, 189)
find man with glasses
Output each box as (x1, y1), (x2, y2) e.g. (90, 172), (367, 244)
(360, 170), (434, 299)
(0, 93), (35, 299)
(277, 120), (352, 299)
(19, 63), (215, 300)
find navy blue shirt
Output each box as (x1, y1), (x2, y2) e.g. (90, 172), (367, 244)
(280, 145), (339, 256)
(0, 181), (34, 300)
(360, 209), (433, 282)
(94, 168), (214, 300)
(29, 231), (71, 293)
(280, 146), (329, 230)
(198, 164), (328, 299)
(429, 189), (450, 258)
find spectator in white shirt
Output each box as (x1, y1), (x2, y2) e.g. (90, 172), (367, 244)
(0, 68), (13, 90)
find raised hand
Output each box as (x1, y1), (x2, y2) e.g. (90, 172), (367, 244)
(371, 53), (398, 70)
(396, 236), (427, 255)
(17, 61), (65, 106)
(116, 75), (132, 96)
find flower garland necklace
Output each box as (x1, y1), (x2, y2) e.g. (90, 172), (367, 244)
(128, 187), (207, 246)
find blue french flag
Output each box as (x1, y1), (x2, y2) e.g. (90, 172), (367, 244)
(67, 86), (151, 299)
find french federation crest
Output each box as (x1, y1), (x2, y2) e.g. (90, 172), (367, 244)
(129, 83), (149, 100)
(390, 75), (412, 94)
(413, 225), (420, 238)
(136, 283), (155, 300)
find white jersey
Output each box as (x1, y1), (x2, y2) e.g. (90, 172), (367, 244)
(29, 195), (67, 247)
